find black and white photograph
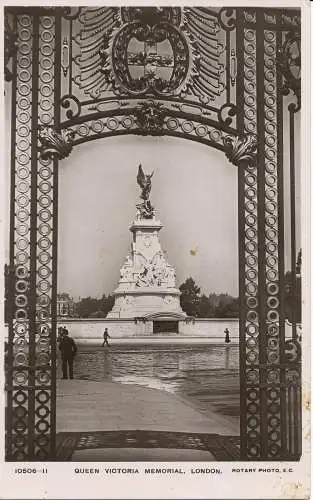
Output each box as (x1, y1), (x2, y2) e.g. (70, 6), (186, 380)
(1, 2), (310, 498)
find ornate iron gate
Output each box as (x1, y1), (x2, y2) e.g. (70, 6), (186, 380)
(5, 6), (301, 461)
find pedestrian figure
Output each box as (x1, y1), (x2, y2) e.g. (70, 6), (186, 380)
(57, 326), (67, 344)
(59, 329), (77, 379)
(57, 326), (64, 343)
(224, 328), (231, 343)
(56, 327), (65, 373)
(102, 328), (111, 347)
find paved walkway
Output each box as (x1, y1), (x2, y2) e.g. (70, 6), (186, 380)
(57, 380), (238, 435)
(56, 379), (238, 461)
(71, 447), (216, 461)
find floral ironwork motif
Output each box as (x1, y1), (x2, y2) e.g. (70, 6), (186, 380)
(277, 31), (301, 111)
(223, 133), (257, 166)
(134, 101), (166, 135)
(38, 127), (75, 160)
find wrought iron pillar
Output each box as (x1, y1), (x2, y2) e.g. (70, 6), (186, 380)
(6, 8), (61, 460)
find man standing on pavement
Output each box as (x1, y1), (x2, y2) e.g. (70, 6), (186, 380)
(59, 329), (77, 379)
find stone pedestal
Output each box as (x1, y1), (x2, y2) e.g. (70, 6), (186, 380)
(107, 216), (185, 319)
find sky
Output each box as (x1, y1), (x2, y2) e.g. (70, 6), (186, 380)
(58, 136), (239, 299)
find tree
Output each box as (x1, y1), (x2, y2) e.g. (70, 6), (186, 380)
(102, 294), (115, 317)
(215, 296), (239, 318)
(179, 278), (239, 318)
(75, 296), (100, 318)
(197, 293), (215, 318)
(75, 294), (115, 318)
(179, 277), (201, 317)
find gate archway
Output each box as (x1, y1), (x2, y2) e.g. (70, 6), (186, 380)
(5, 6), (301, 461)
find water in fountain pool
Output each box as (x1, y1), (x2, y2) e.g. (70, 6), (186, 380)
(57, 344), (240, 424)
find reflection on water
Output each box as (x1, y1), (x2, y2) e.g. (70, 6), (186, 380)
(68, 344), (240, 421)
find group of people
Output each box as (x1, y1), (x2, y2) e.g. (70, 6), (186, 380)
(57, 327), (111, 379)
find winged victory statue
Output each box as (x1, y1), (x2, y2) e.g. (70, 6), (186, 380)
(136, 164), (155, 219)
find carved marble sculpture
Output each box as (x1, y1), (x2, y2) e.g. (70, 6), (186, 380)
(106, 168), (184, 319)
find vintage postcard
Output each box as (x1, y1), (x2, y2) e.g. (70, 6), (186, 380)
(0, 0), (311, 498)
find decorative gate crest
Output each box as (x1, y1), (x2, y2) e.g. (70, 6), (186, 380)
(74, 7), (224, 103)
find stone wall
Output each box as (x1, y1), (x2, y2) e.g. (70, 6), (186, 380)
(179, 318), (239, 339)
(58, 317), (240, 341)
(3, 317), (293, 343)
